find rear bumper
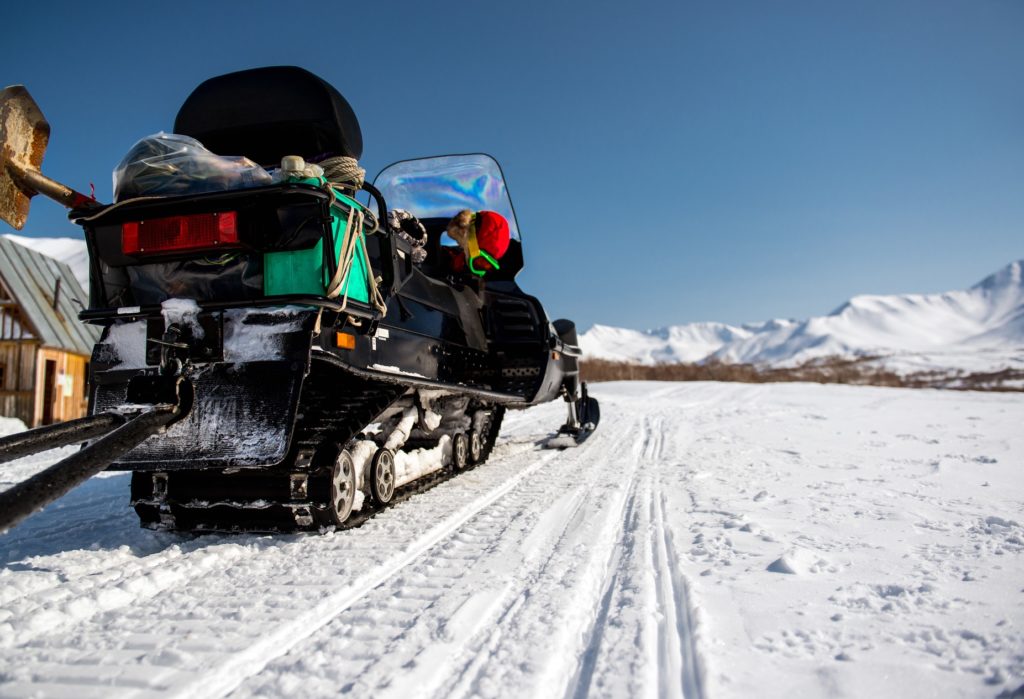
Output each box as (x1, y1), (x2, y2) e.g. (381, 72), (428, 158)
(91, 307), (317, 471)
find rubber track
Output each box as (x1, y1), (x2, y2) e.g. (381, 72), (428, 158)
(134, 364), (404, 531)
(134, 365), (506, 532)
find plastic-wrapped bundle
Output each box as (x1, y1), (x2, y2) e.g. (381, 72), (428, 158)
(113, 132), (272, 202)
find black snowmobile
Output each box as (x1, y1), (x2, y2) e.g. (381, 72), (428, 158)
(0, 67), (598, 533)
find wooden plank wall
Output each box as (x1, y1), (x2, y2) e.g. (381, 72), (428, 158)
(32, 348), (90, 427)
(0, 340), (38, 426)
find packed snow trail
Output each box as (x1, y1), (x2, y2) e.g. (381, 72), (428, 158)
(1, 382), (1022, 698)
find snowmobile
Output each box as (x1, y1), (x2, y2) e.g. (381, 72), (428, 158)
(0, 67), (598, 533)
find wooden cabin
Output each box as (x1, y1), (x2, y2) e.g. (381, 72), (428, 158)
(0, 237), (100, 427)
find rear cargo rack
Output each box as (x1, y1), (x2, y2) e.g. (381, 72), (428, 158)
(78, 295), (378, 323)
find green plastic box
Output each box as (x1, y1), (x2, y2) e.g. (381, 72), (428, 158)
(263, 178), (370, 303)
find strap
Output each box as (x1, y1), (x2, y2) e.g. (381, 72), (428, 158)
(465, 214), (501, 277)
(321, 181), (387, 315)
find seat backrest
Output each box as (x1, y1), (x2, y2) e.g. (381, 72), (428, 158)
(174, 66), (362, 167)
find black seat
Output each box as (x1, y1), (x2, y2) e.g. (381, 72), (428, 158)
(173, 66), (362, 167)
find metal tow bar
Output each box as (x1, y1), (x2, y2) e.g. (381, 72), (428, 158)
(0, 406), (182, 533)
(0, 413), (127, 466)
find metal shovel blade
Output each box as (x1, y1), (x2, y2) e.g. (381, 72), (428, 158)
(0, 85), (50, 230)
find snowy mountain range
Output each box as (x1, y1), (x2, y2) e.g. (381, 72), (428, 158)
(581, 260), (1024, 374)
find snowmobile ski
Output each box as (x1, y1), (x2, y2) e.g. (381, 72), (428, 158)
(541, 382), (601, 449)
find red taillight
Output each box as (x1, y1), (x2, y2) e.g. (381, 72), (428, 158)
(121, 211), (239, 255)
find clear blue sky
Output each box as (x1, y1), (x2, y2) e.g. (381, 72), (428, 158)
(3, 0), (1022, 330)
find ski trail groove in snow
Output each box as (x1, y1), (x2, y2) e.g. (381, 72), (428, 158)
(433, 411), (657, 699)
(566, 472), (640, 699)
(565, 415), (668, 699)
(560, 412), (706, 699)
(231, 412), (646, 698)
(653, 485), (704, 699)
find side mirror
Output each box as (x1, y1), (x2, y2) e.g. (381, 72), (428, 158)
(0, 85), (98, 230)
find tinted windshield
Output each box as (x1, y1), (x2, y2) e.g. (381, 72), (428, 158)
(373, 154), (521, 239)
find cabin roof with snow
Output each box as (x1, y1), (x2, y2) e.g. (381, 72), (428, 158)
(0, 237), (99, 356)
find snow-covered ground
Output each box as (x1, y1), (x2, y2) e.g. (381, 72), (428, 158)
(582, 260), (1024, 377)
(0, 382), (1021, 698)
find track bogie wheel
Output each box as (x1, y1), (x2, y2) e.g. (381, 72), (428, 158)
(327, 449), (357, 526)
(469, 430), (483, 464)
(452, 433), (469, 471)
(370, 447), (396, 505)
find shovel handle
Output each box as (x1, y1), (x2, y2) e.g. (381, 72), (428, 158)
(5, 159), (97, 210)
